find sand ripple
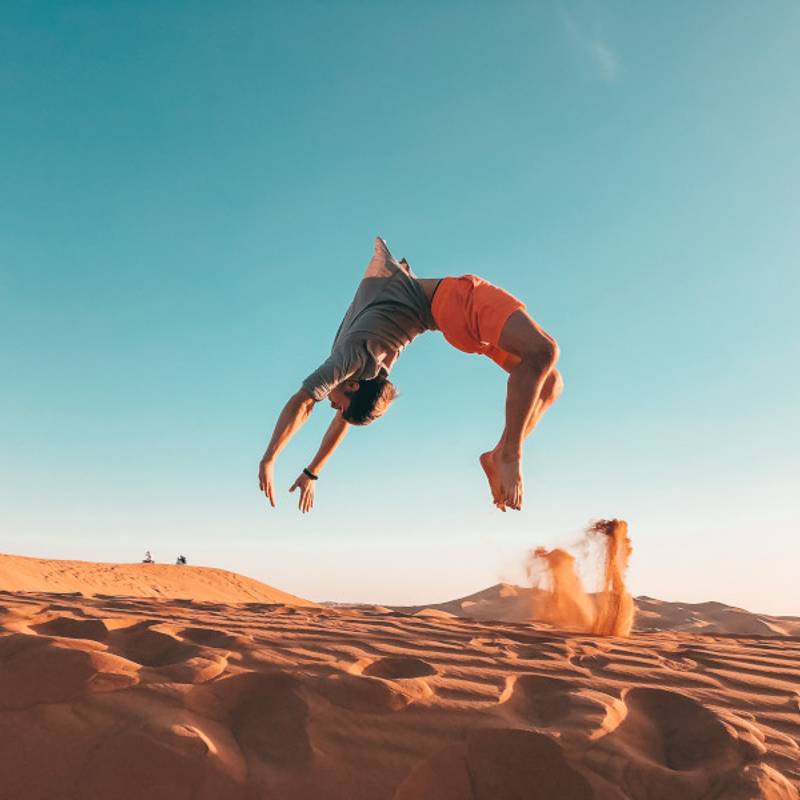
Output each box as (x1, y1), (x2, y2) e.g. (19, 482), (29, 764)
(0, 590), (798, 799)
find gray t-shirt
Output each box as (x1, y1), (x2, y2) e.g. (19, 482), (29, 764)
(302, 238), (436, 401)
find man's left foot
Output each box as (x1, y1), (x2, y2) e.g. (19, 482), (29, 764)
(489, 449), (523, 510)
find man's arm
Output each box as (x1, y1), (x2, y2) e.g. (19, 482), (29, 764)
(310, 411), (350, 474)
(259, 389), (316, 507)
(289, 412), (350, 513)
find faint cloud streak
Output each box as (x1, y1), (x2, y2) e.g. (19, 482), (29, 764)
(560, 7), (620, 81)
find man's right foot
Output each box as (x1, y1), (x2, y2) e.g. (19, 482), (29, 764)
(493, 449), (523, 510)
(479, 451), (506, 512)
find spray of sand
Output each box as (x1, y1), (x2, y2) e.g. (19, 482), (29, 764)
(525, 519), (634, 636)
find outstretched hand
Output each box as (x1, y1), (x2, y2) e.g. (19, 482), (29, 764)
(259, 456), (276, 507)
(289, 472), (315, 514)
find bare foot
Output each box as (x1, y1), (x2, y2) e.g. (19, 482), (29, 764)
(479, 451), (506, 512)
(492, 450), (523, 510)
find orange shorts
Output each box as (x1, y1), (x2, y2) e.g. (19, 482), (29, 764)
(431, 275), (525, 370)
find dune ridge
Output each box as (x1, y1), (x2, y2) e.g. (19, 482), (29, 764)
(397, 585), (800, 638)
(0, 553), (314, 606)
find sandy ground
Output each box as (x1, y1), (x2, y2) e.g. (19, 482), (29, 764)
(1, 555), (798, 799)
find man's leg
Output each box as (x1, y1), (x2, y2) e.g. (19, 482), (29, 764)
(480, 310), (560, 511)
(520, 367), (564, 438)
(480, 367), (563, 510)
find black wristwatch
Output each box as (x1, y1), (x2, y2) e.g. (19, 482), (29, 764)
(303, 467), (319, 481)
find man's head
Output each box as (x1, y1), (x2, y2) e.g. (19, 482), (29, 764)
(329, 377), (398, 425)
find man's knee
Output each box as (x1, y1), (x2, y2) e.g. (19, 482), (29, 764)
(548, 338), (561, 368)
(522, 334), (559, 373)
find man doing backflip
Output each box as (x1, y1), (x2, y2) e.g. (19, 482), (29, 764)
(259, 237), (562, 513)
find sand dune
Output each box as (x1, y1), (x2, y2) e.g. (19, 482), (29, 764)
(0, 553), (314, 606)
(635, 596), (800, 637)
(396, 582), (800, 637)
(0, 557), (798, 799)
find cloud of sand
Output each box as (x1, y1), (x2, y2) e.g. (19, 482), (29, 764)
(525, 519), (634, 636)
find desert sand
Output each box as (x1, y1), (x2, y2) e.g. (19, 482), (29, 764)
(1, 552), (798, 799)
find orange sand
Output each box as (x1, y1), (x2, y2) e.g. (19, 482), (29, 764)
(1, 553), (798, 799)
(526, 519), (634, 636)
(590, 519), (634, 636)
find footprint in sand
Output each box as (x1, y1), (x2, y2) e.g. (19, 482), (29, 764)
(74, 719), (243, 800)
(499, 674), (623, 743)
(178, 626), (252, 650)
(360, 656), (437, 679)
(110, 622), (201, 667)
(315, 670), (426, 713)
(42, 603), (92, 616)
(32, 616), (109, 643)
(211, 671), (313, 767)
(107, 621), (230, 683)
(625, 687), (760, 770)
(0, 637), (139, 709)
(394, 728), (593, 800)
(585, 687), (771, 800)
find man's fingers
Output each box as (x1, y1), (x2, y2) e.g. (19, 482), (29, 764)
(289, 481), (298, 492)
(267, 484), (275, 507)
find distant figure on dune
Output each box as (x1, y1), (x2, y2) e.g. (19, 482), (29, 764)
(176, 555), (187, 565)
(142, 551), (154, 564)
(259, 237), (561, 513)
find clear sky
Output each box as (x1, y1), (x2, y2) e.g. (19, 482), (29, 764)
(2, 2), (798, 615)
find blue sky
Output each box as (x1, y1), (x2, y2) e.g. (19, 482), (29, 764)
(2, 2), (798, 614)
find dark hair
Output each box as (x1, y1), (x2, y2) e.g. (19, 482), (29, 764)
(342, 377), (398, 425)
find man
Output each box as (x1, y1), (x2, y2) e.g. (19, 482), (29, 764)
(259, 237), (562, 513)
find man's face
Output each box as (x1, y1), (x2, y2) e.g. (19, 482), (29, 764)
(328, 381), (358, 413)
